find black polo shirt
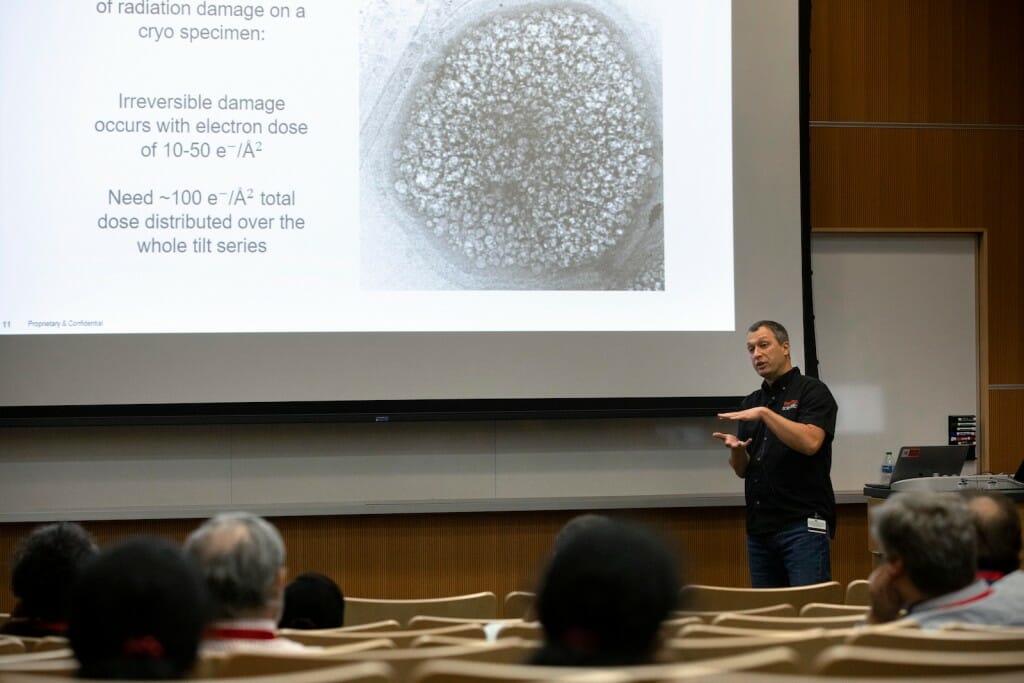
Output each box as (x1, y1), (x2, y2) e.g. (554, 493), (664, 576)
(737, 366), (838, 538)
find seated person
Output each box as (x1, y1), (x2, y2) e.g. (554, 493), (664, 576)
(184, 512), (310, 652)
(962, 489), (1022, 582)
(530, 517), (681, 666)
(279, 572), (345, 629)
(69, 536), (208, 680)
(868, 490), (1015, 627)
(961, 489), (1024, 626)
(1, 521), (97, 637)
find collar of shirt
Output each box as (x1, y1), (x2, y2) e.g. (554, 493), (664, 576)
(908, 579), (993, 614)
(761, 366), (802, 393)
(205, 619), (279, 640)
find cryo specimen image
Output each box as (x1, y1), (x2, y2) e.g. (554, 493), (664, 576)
(361, 1), (663, 290)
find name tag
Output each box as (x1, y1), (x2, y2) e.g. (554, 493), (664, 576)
(807, 517), (827, 534)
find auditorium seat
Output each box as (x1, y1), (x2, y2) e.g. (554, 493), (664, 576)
(799, 603), (870, 617)
(409, 645), (801, 683)
(812, 644), (1024, 676)
(844, 626), (1024, 652)
(681, 581), (843, 612)
(674, 603), (797, 621)
(278, 624), (485, 648)
(501, 591), (534, 620)
(345, 593), (498, 626)
(711, 613), (866, 631)
(844, 579), (870, 606)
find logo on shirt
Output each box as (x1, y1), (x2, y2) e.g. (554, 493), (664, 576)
(781, 400), (799, 412)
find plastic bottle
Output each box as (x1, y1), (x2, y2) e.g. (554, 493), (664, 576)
(880, 450), (895, 485)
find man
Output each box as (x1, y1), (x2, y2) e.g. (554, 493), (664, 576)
(184, 511), (308, 652)
(961, 489), (1022, 582)
(1, 521), (98, 637)
(956, 490), (1024, 626)
(713, 320), (838, 587)
(867, 491), (1000, 627)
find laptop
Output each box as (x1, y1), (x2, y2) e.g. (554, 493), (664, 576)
(888, 445), (971, 485)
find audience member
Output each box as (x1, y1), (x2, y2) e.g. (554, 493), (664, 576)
(69, 536), (207, 680)
(551, 513), (611, 554)
(868, 490), (1013, 627)
(961, 489), (1022, 582)
(184, 512), (308, 652)
(530, 517), (681, 667)
(278, 572), (345, 629)
(961, 490), (1024, 626)
(1, 521), (97, 638)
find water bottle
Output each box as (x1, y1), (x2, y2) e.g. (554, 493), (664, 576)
(880, 450), (895, 485)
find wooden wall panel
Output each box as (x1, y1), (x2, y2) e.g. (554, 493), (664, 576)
(989, 391), (1024, 475)
(810, 0), (1024, 124)
(0, 504), (874, 615)
(810, 128), (1023, 382)
(809, 0), (1023, 475)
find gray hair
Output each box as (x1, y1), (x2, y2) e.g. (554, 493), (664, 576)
(747, 320), (789, 345)
(184, 512), (286, 619)
(870, 491), (976, 597)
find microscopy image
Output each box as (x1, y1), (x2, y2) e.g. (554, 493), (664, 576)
(361, 0), (663, 290)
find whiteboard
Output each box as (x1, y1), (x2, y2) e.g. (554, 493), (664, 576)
(810, 233), (979, 492)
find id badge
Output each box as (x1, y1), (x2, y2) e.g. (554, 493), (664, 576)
(807, 517), (827, 535)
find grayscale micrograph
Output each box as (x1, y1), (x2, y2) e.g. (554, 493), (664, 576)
(361, 0), (663, 290)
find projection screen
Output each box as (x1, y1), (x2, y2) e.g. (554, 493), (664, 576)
(0, 0), (807, 422)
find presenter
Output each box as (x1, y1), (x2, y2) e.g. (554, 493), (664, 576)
(713, 320), (838, 587)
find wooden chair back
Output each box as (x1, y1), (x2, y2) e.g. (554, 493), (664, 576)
(336, 620), (403, 633)
(279, 624), (484, 648)
(711, 613), (866, 631)
(673, 603), (797, 621)
(845, 579), (870, 606)
(0, 639), (26, 656)
(10, 637), (69, 653)
(323, 638), (536, 682)
(845, 626), (1024, 651)
(345, 593), (497, 627)
(0, 648), (77, 676)
(410, 645), (801, 683)
(799, 603), (869, 617)
(812, 644), (1024, 676)
(663, 629), (847, 672)
(502, 592), (535, 620)
(681, 581), (843, 612)
(212, 641), (397, 678)
(407, 616), (519, 628)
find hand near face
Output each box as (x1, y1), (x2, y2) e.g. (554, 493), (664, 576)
(867, 561), (904, 624)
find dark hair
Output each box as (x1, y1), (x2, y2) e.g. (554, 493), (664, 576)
(962, 490), (1023, 574)
(70, 537), (208, 680)
(747, 320), (789, 345)
(531, 518), (681, 667)
(279, 572), (345, 629)
(8, 522), (97, 626)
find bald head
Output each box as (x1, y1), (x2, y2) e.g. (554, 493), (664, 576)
(962, 490), (1022, 576)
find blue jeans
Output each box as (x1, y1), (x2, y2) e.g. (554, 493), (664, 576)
(747, 523), (832, 587)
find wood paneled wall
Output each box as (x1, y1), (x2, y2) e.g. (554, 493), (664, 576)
(0, 504), (871, 614)
(1, 1), (1018, 613)
(810, 0), (1024, 476)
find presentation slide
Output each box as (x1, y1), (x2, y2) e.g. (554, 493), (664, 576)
(0, 0), (804, 411)
(0, 0), (732, 335)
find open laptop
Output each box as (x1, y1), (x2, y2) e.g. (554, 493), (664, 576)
(888, 445), (971, 485)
